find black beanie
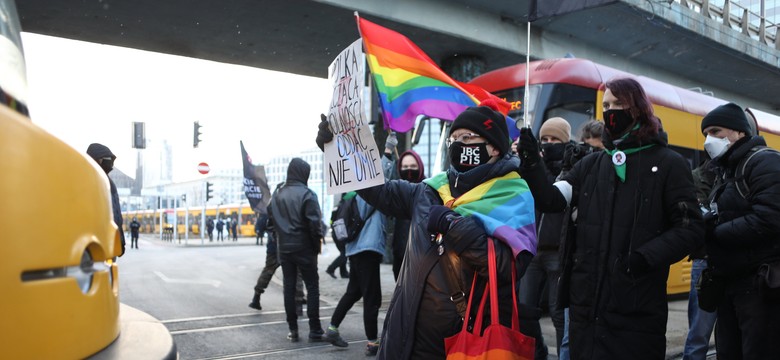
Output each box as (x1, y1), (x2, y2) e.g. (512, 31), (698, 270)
(450, 105), (510, 155)
(701, 103), (751, 135)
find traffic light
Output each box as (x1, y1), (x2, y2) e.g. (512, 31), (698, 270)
(132, 121), (146, 149)
(181, 194), (187, 202)
(205, 182), (213, 201)
(193, 121), (202, 148)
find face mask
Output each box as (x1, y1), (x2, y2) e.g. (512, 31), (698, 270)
(603, 109), (634, 138)
(704, 135), (730, 159)
(541, 142), (566, 162)
(449, 142), (490, 173)
(100, 158), (114, 174)
(400, 169), (422, 182)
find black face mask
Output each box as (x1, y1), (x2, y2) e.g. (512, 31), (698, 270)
(603, 109), (635, 138)
(100, 158), (114, 174)
(449, 142), (490, 173)
(400, 169), (422, 182)
(541, 142), (566, 162)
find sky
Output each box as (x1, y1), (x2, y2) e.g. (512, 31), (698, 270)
(21, 33), (332, 181)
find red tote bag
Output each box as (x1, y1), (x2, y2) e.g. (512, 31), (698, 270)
(444, 239), (535, 360)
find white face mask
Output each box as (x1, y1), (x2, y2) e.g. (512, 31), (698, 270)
(704, 135), (730, 159)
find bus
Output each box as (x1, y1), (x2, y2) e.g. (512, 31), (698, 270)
(416, 58), (780, 295)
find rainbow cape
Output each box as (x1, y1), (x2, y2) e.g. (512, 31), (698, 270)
(357, 16), (513, 134)
(424, 171), (537, 257)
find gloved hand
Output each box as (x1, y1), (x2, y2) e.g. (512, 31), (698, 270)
(518, 127), (541, 168)
(315, 114), (334, 152)
(385, 132), (398, 155)
(627, 252), (650, 276)
(703, 210), (718, 242)
(427, 205), (459, 235)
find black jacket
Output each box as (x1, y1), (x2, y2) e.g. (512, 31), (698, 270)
(708, 136), (780, 277)
(359, 155), (524, 360)
(523, 131), (703, 359)
(269, 159), (323, 254)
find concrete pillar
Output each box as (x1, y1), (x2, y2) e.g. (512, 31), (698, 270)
(440, 55), (486, 83)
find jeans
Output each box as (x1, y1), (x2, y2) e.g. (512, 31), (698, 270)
(683, 259), (717, 360)
(518, 250), (565, 355)
(330, 251), (383, 339)
(559, 308), (570, 360)
(280, 249), (322, 332)
(253, 249), (304, 303)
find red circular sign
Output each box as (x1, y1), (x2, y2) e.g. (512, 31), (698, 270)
(197, 162), (210, 174)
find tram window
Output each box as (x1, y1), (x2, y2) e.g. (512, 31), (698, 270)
(544, 102), (596, 141)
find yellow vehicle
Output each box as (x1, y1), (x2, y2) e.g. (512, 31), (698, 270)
(124, 202), (260, 237)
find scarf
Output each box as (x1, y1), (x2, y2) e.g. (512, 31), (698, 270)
(604, 144), (655, 182)
(424, 171), (537, 257)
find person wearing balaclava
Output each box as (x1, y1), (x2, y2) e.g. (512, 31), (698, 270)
(699, 103), (780, 359)
(87, 143), (125, 256)
(267, 157), (327, 343)
(517, 77), (703, 360)
(315, 100), (537, 359)
(379, 132), (428, 280)
(518, 116), (572, 359)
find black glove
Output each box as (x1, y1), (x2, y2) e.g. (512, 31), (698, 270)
(627, 252), (650, 276)
(427, 205), (459, 235)
(515, 250), (534, 279)
(518, 127), (541, 168)
(703, 210), (718, 242)
(315, 114), (334, 152)
(562, 143), (575, 171)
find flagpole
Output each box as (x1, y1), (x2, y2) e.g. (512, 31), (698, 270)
(523, 21), (531, 129)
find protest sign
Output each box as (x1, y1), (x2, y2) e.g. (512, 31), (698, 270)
(324, 38), (384, 195)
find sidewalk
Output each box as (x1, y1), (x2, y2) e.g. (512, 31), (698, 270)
(135, 232), (262, 247)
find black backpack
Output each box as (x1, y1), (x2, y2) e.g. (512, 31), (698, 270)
(331, 194), (375, 243)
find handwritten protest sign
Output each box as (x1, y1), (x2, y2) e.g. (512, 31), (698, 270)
(324, 39), (384, 195)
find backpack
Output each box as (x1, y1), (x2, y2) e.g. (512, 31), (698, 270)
(735, 146), (780, 199)
(331, 193), (376, 243)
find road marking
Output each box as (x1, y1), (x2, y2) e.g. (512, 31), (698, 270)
(191, 339), (366, 360)
(153, 270), (221, 287)
(161, 306), (336, 324)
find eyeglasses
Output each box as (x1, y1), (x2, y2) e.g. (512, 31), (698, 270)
(446, 132), (484, 147)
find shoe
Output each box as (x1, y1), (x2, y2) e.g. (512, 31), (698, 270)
(365, 341), (380, 356)
(308, 329), (324, 342)
(326, 269), (337, 279)
(248, 302), (261, 310)
(287, 330), (299, 342)
(340, 272), (350, 279)
(324, 328), (349, 348)
(296, 304), (303, 317)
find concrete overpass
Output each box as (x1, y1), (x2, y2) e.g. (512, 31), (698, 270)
(17, 0), (780, 112)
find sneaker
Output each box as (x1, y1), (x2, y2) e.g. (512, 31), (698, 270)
(248, 302), (261, 311)
(308, 329), (324, 342)
(365, 341), (380, 356)
(324, 328), (349, 347)
(325, 269), (337, 279)
(287, 330), (299, 342)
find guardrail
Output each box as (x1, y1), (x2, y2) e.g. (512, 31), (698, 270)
(678, 0), (779, 49)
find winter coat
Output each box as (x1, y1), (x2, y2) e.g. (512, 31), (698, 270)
(359, 155), (524, 360)
(345, 195), (386, 257)
(269, 159), (323, 254)
(707, 136), (780, 277)
(525, 131), (703, 359)
(129, 220), (141, 235)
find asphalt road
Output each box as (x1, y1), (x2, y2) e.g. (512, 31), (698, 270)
(118, 233), (711, 359)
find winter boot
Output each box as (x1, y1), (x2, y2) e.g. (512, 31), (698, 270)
(248, 293), (261, 310)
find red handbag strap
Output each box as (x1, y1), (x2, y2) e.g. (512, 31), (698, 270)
(460, 271), (479, 332)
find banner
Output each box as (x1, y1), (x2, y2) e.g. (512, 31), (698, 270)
(240, 141), (271, 214)
(324, 38), (384, 195)
(528, 0), (618, 22)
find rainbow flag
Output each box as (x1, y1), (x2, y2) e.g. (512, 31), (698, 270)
(424, 171), (537, 257)
(357, 16), (511, 133)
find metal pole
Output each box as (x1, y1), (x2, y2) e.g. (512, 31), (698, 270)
(201, 182), (206, 245)
(174, 197), (178, 243)
(158, 196), (163, 240)
(185, 197), (189, 245)
(524, 21), (531, 129)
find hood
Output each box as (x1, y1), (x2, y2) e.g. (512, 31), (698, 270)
(86, 143), (116, 161)
(286, 158), (310, 185)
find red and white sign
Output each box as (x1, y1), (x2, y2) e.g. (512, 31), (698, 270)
(197, 162), (210, 174)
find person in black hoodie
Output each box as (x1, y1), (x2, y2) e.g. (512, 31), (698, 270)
(700, 102), (780, 359)
(268, 158), (326, 343)
(518, 77), (703, 359)
(87, 143), (125, 256)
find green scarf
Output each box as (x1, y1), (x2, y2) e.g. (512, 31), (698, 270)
(604, 144), (655, 182)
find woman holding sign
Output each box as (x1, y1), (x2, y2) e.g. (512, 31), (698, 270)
(316, 100), (537, 359)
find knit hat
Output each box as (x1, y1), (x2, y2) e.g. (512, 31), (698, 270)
(450, 100), (510, 155)
(539, 117), (571, 143)
(86, 143), (116, 161)
(701, 103), (751, 135)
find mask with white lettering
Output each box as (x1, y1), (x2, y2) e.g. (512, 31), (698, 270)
(703, 135), (730, 159)
(449, 142), (490, 172)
